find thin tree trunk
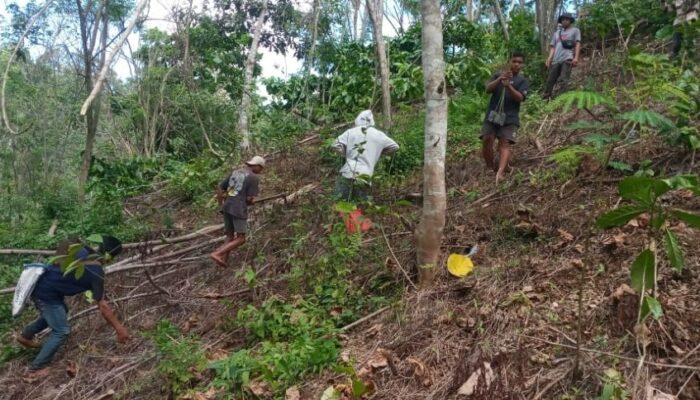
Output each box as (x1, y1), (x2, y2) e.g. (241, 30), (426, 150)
(238, 0), (268, 152)
(466, 0), (473, 21)
(78, 0), (109, 202)
(352, 0), (361, 41)
(535, 0), (561, 55)
(303, 0), (321, 118)
(416, 0), (447, 288)
(366, 0), (392, 130)
(491, 0), (510, 41)
(80, 0), (149, 116)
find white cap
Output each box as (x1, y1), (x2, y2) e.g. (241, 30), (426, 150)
(245, 155), (266, 167)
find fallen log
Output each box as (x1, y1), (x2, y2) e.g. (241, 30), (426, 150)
(0, 249), (54, 256)
(0, 224), (223, 257)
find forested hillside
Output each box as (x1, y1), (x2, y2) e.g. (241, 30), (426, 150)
(1, 0), (700, 399)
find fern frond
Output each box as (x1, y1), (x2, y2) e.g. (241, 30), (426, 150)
(547, 91), (616, 113)
(618, 109), (676, 131)
(659, 83), (691, 104)
(583, 133), (619, 147)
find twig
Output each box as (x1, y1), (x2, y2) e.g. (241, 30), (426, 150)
(532, 369), (568, 400)
(144, 267), (171, 296)
(78, 355), (155, 400)
(524, 335), (700, 372)
(341, 306), (391, 332)
(676, 371), (696, 397)
(379, 224), (417, 290)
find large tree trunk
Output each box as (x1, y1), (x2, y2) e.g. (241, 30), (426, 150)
(491, 0), (510, 41)
(366, 0), (392, 130)
(416, 0), (447, 288)
(535, 0), (561, 55)
(238, 0), (268, 152)
(466, 0), (474, 21)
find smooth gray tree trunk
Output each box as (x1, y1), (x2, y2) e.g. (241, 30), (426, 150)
(416, 0), (447, 287)
(238, 0), (268, 152)
(366, 0), (392, 129)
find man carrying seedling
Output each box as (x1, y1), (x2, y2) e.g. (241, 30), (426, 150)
(16, 236), (129, 381)
(332, 110), (399, 201)
(480, 51), (529, 182)
(210, 156), (264, 267)
(544, 12), (581, 99)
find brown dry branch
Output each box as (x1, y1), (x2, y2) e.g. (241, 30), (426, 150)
(379, 224), (417, 289)
(525, 336), (700, 372)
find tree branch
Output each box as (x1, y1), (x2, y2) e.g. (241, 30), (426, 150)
(80, 0), (149, 116)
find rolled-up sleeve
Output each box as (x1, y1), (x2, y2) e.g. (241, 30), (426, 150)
(383, 136), (399, 154)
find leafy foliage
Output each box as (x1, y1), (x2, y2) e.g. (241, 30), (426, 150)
(148, 320), (208, 396)
(597, 175), (700, 321)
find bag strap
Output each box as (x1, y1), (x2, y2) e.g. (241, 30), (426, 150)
(496, 84), (506, 113)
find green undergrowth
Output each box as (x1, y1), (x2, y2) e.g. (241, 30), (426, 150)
(146, 196), (401, 398)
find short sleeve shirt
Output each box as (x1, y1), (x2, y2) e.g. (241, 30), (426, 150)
(33, 248), (105, 305)
(484, 73), (529, 126)
(220, 168), (260, 219)
(551, 27), (581, 64)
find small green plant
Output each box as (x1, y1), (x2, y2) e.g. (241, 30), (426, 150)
(597, 175), (700, 321)
(147, 320), (207, 396)
(599, 369), (628, 400)
(211, 297), (340, 395)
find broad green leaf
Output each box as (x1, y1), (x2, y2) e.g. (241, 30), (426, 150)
(630, 249), (656, 293)
(650, 210), (666, 230)
(663, 229), (684, 272)
(320, 386), (341, 400)
(596, 205), (647, 229)
(63, 260), (85, 280)
(61, 243), (83, 270)
(352, 378), (369, 397)
(86, 234), (103, 244)
(607, 161), (633, 172)
(334, 201), (357, 214)
(601, 384), (614, 400)
(688, 134), (700, 150)
(641, 295), (663, 320)
(671, 210), (700, 230)
(395, 200), (413, 207)
(618, 177), (655, 205)
(47, 255), (67, 266)
(655, 25), (674, 40)
(662, 175), (699, 191)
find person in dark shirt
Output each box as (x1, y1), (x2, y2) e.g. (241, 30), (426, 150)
(210, 156), (264, 267)
(16, 236), (129, 380)
(480, 51), (529, 182)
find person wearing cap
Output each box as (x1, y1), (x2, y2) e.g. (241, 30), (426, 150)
(210, 156), (264, 267)
(16, 236), (129, 380)
(332, 110), (399, 201)
(544, 12), (581, 100)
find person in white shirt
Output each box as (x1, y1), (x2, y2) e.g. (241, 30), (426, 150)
(332, 110), (399, 200)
